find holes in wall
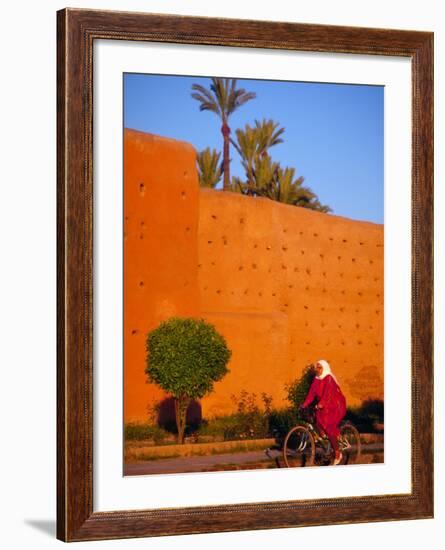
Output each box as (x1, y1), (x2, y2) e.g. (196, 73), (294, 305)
(207, 240), (213, 244)
(282, 264), (287, 270)
(139, 281), (144, 288)
(240, 217), (245, 224)
(216, 289), (221, 294)
(211, 214), (217, 220)
(139, 233), (144, 240)
(252, 263), (257, 269)
(185, 227), (191, 232)
(238, 266), (243, 271)
(181, 190), (186, 199)
(282, 246), (288, 251)
(139, 182), (145, 196)
(131, 329), (139, 336)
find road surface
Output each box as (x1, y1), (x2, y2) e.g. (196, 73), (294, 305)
(124, 443), (383, 476)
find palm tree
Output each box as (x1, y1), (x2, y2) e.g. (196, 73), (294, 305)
(196, 148), (223, 188)
(231, 119), (285, 191)
(191, 78), (256, 191)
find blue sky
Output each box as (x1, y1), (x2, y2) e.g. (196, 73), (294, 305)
(124, 74), (384, 224)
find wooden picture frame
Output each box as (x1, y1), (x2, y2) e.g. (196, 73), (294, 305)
(57, 8), (433, 542)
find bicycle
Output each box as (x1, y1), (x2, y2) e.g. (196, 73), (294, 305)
(282, 407), (361, 467)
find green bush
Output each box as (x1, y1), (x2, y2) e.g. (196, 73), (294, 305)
(344, 399), (384, 433)
(198, 391), (272, 441)
(146, 317), (231, 443)
(124, 422), (167, 444)
(285, 364), (316, 411)
(267, 407), (300, 443)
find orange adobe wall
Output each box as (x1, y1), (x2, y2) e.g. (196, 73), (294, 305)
(124, 129), (384, 423)
(124, 129), (201, 422)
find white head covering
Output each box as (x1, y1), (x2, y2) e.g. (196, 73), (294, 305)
(315, 359), (339, 384)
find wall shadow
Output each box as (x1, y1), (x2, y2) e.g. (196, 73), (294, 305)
(156, 396), (202, 433)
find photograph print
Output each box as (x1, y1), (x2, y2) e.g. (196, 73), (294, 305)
(122, 74), (384, 476)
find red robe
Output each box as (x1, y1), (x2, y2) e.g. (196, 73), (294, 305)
(302, 375), (346, 439)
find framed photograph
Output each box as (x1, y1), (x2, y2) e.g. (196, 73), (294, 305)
(57, 8), (433, 542)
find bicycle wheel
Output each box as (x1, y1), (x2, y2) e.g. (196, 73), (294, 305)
(283, 426), (315, 467)
(339, 423), (361, 464)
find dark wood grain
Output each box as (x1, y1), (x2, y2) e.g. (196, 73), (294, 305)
(57, 8), (434, 542)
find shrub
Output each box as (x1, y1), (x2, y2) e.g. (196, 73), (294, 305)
(285, 364), (316, 411)
(267, 407), (300, 443)
(124, 422), (167, 444)
(146, 317), (231, 443)
(344, 399), (384, 433)
(198, 391), (273, 441)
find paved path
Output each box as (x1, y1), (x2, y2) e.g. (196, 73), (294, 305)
(124, 443), (383, 476)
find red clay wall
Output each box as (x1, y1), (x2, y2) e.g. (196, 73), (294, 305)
(124, 129), (201, 422)
(124, 129), (383, 423)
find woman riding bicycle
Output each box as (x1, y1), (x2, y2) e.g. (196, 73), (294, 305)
(300, 360), (346, 465)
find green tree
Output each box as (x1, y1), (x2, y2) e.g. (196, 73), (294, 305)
(191, 78), (256, 191)
(146, 317), (231, 444)
(196, 147), (223, 188)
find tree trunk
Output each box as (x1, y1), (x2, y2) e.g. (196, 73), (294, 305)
(174, 396), (190, 444)
(221, 122), (230, 191)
